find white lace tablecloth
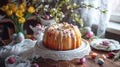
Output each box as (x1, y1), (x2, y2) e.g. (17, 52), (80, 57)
(32, 39), (91, 61)
(0, 39), (37, 59)
(0, 39), (91, 61)
(5, 55), (30, 67)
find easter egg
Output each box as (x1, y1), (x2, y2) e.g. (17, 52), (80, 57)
(90, 52), (98, 59)
(84, 27), (91, 33)
(45, 15), (50, 20)
(97, 58), (104, 65)
(8, 57), (15, 64)
(12, 33), (17, 40)
(107, 52), (115, 58)
(17, 32), (25, 43)
(80, 58), (86, 64)
(86, 31), (94, 39)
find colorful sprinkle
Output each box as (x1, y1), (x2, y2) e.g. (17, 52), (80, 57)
(102, 41), (109, 46)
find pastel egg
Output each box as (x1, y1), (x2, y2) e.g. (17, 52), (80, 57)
(107, 52), (115, 58)
(86, 31), (94, 39)
(97, 58), (104, 65)
(84, 27), (91, 33)
(8, 57), (16, 64)
(80, 58), (86, 64)
(45, 15), (50, 20)
(17, 32), (25, 42)
(12, 33), (17, 40)
(90, 53), (98, 59)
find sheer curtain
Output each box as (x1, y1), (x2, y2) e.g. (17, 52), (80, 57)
(71, 0), (111, 37)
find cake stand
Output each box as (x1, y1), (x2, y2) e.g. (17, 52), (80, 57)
(34, 39), (91, 61)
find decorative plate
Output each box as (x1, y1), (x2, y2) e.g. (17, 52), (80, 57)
(90, 38), (120, 51)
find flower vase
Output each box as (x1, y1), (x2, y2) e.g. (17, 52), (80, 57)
(15, 23), (25, 35)
(40, 17), (56, 26)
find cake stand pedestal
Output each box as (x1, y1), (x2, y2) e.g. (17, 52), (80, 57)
(34, 39), (91, 61)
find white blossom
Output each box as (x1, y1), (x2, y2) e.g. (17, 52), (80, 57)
(67, 6), (70, 9)
(62, 14), (65, 18)
(41, 0), (45, 2)
(45, 5), (49, 8)
(73, 3), (77, 6)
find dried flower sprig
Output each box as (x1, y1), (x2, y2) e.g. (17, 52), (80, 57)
(20, 0), (108, 26)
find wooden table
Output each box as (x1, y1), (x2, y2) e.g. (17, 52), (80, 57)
(0, 48), (120, 67)
(31, 48), (120, 67)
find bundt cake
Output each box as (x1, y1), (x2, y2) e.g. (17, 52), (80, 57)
(43, 22), (82, 50)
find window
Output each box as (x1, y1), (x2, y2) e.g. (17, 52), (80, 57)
(110, 0), (120, 23)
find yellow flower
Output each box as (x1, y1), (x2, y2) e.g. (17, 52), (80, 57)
(15, 9), (24, 17)
(8, 3), (17, 12)
(0, 5), (9, 11)
(19, 3), (26, 9)
(19, 3), (26, 12)
(18, 17), (25, 24)
(28, 6), (35, 13)
(6, 10), (13, 16)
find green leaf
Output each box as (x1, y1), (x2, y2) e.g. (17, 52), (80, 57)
(106, 47), (110, 51)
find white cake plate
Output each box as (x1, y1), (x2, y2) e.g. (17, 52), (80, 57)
(34, 39), (91, 61)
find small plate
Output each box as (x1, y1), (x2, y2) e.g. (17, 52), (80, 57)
(90, 38), (120, 51)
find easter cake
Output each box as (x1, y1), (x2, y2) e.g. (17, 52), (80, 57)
(43, 22), (82, 50)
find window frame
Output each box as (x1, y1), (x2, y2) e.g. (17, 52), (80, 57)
(109, 0), (120, 23)
(110, 14), (120, 23)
